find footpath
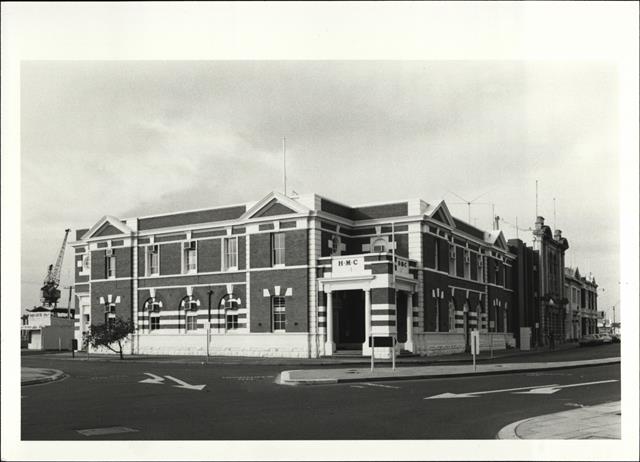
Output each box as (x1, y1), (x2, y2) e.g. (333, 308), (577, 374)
(496, 401), (621, 439)
(21, 367), (66, 386)
(277, 357), (620, 385)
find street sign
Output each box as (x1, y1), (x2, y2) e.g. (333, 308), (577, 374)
(368, 336), (394, 347)
(471, 330), (480, 355)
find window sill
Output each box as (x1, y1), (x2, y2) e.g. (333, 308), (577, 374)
(272, 264), (286, 269)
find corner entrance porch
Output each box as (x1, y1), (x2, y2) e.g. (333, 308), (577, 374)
(317, 253), (417, 357)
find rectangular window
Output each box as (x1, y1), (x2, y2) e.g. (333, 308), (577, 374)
(224, 237), (238, 270)
(226, 314), (238, 330)
(272, 296), (286, 331)
(463, 250), (471, 279)
(272, 233), (285, 266)
(434, 239), (439, 269)
(106, 255), (116, 278)
(477, 256), (484, 283)
(150, 316), (160, 331)
(183, 241), (197, 273)
(147, 245), (159, 276)
(186, 315), (197, 331)
(448, 244), (456, 275)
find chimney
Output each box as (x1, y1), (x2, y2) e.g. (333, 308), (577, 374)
(493, 215), (500, 230)
(535, 216), (545, 231)
(554, 229), (563, 241)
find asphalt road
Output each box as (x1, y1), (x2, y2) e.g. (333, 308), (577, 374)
(21, 345), (620, 440)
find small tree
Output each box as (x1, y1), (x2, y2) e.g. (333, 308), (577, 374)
(84, 317), (134, 360)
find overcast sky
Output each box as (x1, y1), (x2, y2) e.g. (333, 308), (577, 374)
(20, 60), (619, 316)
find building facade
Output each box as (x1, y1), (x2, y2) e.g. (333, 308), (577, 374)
(71, 191), (520, 358)
(564, 267), (599, 338)
(531, 217), (570, 347)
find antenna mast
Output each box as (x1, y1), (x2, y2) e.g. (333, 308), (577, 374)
(282, 136), (287, 197)
(535, 180), (538, 217)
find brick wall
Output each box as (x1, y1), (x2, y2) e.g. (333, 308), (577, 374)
(250, 233), (271, 268)
(249, 268), (308, 333)
(91, 250), (105, 279)
(90, 280), (133, 324)
(160, 242), (181, 275)
(198, 238), (221, 272)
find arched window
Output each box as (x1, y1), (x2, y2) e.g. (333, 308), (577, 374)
(371, 238), (387, 253)
(144, 300), (161, 331)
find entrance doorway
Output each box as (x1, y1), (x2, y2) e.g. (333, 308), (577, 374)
(333, 290), (365, 350)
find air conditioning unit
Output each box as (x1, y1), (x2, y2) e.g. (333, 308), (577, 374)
(449, 247), (457, 259)
(150, 244), (159, 253)
(152, 303), (160, 313)
(478, 258), (484, 267)
(464, 253), (471, 264)
(105, 249), (113, 257)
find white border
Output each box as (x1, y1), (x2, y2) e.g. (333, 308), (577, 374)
(2, 2), (638, 461)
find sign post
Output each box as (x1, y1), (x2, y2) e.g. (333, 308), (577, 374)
(471, 329), (480, 372)
(370, 336), (375, 372)
(392, 337), (396, 371)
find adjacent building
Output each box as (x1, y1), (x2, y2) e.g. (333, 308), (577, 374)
(565, 267), (599, 337)
(21, 307), (75, 350)
(71, 191), (518, 358)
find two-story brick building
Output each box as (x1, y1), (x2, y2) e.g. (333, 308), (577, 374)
(564, 267), (599, 338)
(72, 191), (518, 358)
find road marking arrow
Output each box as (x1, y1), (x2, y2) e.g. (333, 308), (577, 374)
(165, 375), (206, 391)
(512, 379), (618, 395)
(139, 373), (165, 385)
(425, 384), (560, 399)
(425, 379), (619, 399)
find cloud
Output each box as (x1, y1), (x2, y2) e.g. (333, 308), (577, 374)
(19, 61), (620, 312)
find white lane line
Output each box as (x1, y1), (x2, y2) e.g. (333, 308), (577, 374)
(77, 426), (139, 436)
(363, 382), (400, 389)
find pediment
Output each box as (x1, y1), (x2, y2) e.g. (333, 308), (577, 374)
(251, 199), (297, 218)
(242, 191), (310, 221)
(92, 222), (124, 238)
(428, 201), (456, 227)
(82, 215), (133, 240)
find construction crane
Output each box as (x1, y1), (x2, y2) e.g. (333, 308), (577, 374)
(40, 229), (71, 310)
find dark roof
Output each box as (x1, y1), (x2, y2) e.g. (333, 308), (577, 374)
(452, 217), (485, 240)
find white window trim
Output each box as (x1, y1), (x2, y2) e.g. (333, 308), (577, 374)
(106, 255), (116, 279)
(223, 236), (239, 271)
(182, 241), (198, 274)
(186, 314), (198, 332)
(146, 245), (160, 277)
(272, 232), (286, 266)
(272, 296), (286, 332)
